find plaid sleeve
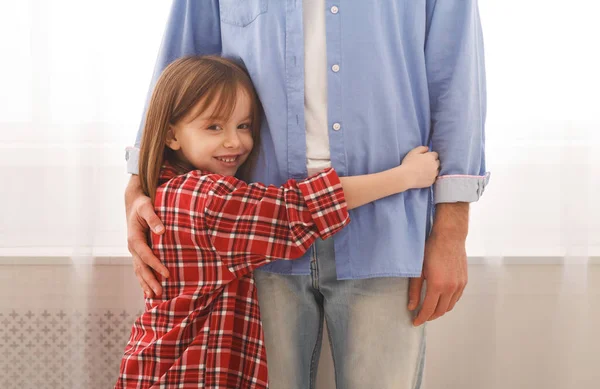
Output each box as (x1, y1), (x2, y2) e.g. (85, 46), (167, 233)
(204, 168), (349, 274)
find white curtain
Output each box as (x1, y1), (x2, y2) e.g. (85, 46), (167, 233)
(1, 0), (597, 259)
(470, 0), (599, 260)
(0, 1), (171, 257)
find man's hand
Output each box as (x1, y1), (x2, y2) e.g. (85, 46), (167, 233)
(125, 175), (169, 298)
(408, 202), (469, 326)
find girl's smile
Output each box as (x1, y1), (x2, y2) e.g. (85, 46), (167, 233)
(166, 88), (255, 176)
(214, 154), (243, 166)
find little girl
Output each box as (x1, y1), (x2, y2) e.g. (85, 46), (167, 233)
(115, 56), (439, 389)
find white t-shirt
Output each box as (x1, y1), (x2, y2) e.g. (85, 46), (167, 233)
(303, 0), (331, 176)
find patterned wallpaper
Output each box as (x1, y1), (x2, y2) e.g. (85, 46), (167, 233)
(0, 263), (145, 389)
(0, 308), (143, 389)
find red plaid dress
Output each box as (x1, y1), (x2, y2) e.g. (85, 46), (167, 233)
(115, 162), (349, 388)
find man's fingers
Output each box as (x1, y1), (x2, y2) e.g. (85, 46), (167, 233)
(413, 290), (439, 326)
(136, 275), (154, 299)
(126, 187), (167, 298)
(408, 277), (423, 310)
(447, 277), (467, 311)
(447, 292), (460, 312)
(428, 292), (452, 321)
(132, 254), (156, 298)
(133, 254), (164, 297)
(131, 237), (170, 278)
(138, 200), (165, 235)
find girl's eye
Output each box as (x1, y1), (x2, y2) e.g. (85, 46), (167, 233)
(238, 123), (252, 131)
(207, 125), (222, 131)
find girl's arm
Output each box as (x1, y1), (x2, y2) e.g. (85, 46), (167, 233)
(199, 147), (439, 277)
(203, 146), (438, 279)
(340, 145), (440, 209)
(203, 168), (349, 278)
(340, 166), (411, 210)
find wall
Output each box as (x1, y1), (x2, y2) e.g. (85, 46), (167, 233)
(1, 260), (598, 389)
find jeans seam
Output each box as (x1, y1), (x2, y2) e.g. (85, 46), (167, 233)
(324, 318), (340, 389)
(411, 323), (427, 389)
(308, 243), (323, 388)
(308, 297), (324, 389)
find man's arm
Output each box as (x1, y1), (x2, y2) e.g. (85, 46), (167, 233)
(126, 0), (222, 298)
(409, 0), (489, 325)
(426, 0), (489, 202)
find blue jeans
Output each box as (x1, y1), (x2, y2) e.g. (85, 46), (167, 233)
(254, 238), (427, 389)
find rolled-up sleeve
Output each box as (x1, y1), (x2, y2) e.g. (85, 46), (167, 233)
(425, 0), (490, 203)
(126, 0), (222, 175)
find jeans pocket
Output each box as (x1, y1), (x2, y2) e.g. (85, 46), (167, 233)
(220, 0), (268, 27)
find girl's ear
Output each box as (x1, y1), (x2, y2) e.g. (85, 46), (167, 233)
(165, 126), (181, 151)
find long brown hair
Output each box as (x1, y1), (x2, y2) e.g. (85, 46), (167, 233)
(138, 56), (262, 202)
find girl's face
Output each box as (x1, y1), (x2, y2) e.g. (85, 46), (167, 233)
(167, 88), (254, 176)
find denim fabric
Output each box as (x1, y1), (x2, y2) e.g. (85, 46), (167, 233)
(255, 238), (427, 389)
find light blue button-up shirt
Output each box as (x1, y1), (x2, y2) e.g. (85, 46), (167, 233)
(127, 0), (490, 279)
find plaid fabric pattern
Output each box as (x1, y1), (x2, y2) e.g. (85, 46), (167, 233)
(115, 163), (349, 389)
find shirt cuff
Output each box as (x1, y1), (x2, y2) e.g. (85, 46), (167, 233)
(125, 146), (140, 175)
(433, 172), (491, 204)
(298, 168), (350, 240)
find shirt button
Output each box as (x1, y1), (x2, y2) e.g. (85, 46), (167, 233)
(332, 123), (341, 131)
(332, 64), (340, 72)
(331, 6), (339, 14)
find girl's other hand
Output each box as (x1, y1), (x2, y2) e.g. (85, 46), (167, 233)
(399, 146), (440, 189)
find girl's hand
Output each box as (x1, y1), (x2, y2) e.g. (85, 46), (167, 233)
(399, 146), (440, 189)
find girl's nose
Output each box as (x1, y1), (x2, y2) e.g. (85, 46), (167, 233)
(223, 131), (241, 149)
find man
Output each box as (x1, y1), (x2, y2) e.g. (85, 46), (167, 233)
(124, 1), (489, 388)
